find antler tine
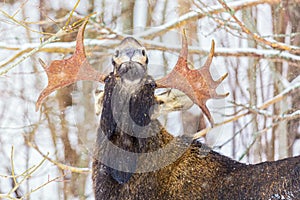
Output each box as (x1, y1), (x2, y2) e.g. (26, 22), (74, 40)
(203, 40), (215, 70)
(199, 40), (229, 99)
(180, 29), (188, 59)
(36, 20), (106, 111)
(38, 59), (47, 70)
(156, 32), (229, 126)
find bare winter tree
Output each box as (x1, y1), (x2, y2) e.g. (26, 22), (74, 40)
(0, 0), (299, 199)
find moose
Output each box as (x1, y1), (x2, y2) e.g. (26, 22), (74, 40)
(36, 20), (300, 199)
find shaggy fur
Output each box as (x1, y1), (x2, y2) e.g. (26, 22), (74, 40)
(92, 72), (300, 200)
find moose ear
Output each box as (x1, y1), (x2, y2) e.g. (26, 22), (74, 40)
(36, 20), (106, 111)
(156, 32), (228, 126)
(150, 90), (194, 120)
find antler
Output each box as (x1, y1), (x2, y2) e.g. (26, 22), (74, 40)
(36, 20), (106, 111)
(36, 22), (227, 125)
(156, 32), (229, 126)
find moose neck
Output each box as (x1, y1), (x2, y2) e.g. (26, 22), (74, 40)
(96, 72), (162, 184)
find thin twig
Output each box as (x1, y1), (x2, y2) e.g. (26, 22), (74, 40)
(233, 102), (300, 121)
(217, 0), (300, 54)
(8, 151), (48, 197)
(1, 38), (299, 71)
(0, 9), (54, 36)
(238, 122), (279, 161)
(0, 155), (55, 199)
(28, 142), (91, 174)
(136, 0), (282, 39)
(0, 29), (66, 76)
(21, 175), (64, 200)
(65, 0), (81, 27)
(193, 80), (300, 139)
(10, 147), (18, 190)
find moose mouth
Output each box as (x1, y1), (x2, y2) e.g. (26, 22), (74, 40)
(117, 61), (147, 83)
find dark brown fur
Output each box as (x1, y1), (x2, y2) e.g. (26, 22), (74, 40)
(93, 130), (300, 199)
(92, 71), (300, 200)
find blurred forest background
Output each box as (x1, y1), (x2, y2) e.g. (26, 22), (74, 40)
(0, 0), (300, 199)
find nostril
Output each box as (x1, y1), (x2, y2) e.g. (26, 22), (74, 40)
(118, 63), (132, 75)
(118, 65), (127, 74)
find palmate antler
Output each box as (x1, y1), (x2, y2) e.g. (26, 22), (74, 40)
(156, 32), (229, 125)
(36, 20), (228, 125)
(36, 20), (105, 111)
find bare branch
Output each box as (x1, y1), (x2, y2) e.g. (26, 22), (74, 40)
(1, 38), (299, 73)
(233, 102), (300, 122)
(0, 29), (66, 76)
(218, 0), (300, 54)
(5, 147), (48, 198)
(135, 0), (282, 39)
(259, 80), (300, 109)
(193, 80), (300, 139)
(0, 17), (95, 76)
(28, 142), (91, 174)
(22, 175), (64, 200)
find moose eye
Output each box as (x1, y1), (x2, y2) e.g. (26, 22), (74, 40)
(114, 50), (120, 57)
(141, 49), (146, 56)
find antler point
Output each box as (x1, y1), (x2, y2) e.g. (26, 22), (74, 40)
(210, 40), (215, 55)
(216, 73), (228, 84)
(38, 58), (47, 70)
